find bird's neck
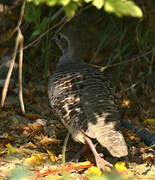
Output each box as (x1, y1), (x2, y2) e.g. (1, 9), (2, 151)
(57, 54), (83, 67)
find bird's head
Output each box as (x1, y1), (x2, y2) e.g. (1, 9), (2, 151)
(53, 29), (84, 62)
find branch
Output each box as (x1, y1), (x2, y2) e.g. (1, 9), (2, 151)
(1, 0), (26, 114)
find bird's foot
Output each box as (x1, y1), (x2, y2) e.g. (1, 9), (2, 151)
(95, 155), (113, 171)
(84, 136), (113, 171)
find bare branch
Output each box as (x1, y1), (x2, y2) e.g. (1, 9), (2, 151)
(1, 32), (20, 107)
(18, 29), (25, 113)
(98, 49), (153, 71)
(1, 0), (26, 111)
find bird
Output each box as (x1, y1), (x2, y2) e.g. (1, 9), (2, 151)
(48, 29), (128, 170)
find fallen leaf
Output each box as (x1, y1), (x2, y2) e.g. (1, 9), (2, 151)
(144, 119), (155, 124)
(24, 154), (44, 166)
(85, 166), (102, 176)
(6, 143), (16, 155)
(46, 149), (57, 163)
(115, 161), (127, 172)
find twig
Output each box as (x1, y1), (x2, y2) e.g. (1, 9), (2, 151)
(18, 29), (25, 113)
(118, 77), (145, 95)
(148, 46), (155, 75)
(62, 132), (70, 178)
(1, 30), (20, 107)
(98, 49), (153, 71)
(51, 7), (64, 21)
(1, 0), (26, 113)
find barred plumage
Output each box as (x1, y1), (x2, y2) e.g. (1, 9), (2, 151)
(48, 30), (128, 169)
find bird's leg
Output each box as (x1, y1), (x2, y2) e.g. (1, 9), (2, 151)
(84, 136), (113, 170)
(70, 144), (89, 162)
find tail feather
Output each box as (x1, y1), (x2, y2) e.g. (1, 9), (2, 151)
(95, 124), (128, 157)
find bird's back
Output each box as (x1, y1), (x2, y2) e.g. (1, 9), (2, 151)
(48, 61), (128, 157)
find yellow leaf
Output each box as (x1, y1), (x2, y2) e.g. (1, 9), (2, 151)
(6, 143), (16, 155)
(47, 149), (57, 163)
(115, 162), (133, 179)
(24, 154), (44, 165)
(115, 161), (127, 172)
(144, 119), (155, 124)
(85, 166), (102, 176)
(72, 161), (91, 167)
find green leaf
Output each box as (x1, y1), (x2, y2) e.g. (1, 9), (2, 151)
(32, 0), (46, 5)
(24, 3), (42, 23)
(59, 0), (71, 6)
(32, 17), (49, 36)
(46, 0), (58, 6)
(92, 0), (104, 9)
(64, 2), (79, 17)
(104, 0), (143, 18)
(84, 0), (93, 2)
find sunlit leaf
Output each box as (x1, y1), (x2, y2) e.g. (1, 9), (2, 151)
(59, 0), (71, 6)
(104, 0), (143, 18)
(64, 2), (79, 17)
(84, 0), (93, 3)
(27, 0), (143, 18)
(46, 0), (58, 6)
(92, 0), (104, 9)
